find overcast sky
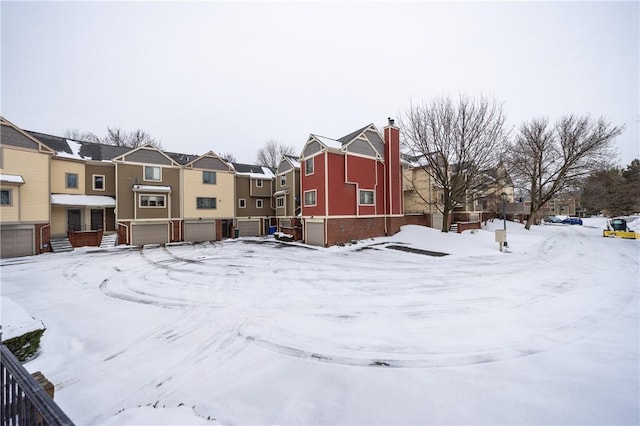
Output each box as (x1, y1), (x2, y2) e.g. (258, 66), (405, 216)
(2, 1), (638, 166)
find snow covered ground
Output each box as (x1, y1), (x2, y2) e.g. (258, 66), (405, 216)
(2, 218), (638, 425)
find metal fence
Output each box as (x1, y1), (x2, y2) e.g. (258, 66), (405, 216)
(1, 345), (74, 426)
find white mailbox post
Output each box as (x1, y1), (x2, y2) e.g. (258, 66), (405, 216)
(495, 229), (507, 252)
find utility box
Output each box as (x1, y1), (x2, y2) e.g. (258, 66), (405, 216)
(495, 230), (507, 252)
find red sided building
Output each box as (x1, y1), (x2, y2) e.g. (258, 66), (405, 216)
(299, 118), (403, 246)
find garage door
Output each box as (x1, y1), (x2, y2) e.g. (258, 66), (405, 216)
(184, 221), (216, 242)
(1, 228), (34, 258)
(306, 221), (324, 246)
(432, 213), (443, 230)
(237, 220), (260, 237)
(131, 223), (169, 246)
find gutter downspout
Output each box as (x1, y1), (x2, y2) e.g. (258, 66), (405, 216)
(324, 151), (329, 247)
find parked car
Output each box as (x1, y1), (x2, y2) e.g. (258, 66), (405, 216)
(562, 217), (583, 225)
(543, 216), (563, 224)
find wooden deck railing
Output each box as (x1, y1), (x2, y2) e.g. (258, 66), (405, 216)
(1, 345), (74, 426)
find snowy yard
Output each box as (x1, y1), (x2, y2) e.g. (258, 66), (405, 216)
(2, 218), (639, 425)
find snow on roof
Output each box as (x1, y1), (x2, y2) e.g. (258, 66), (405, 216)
(285, 156), (301, 168)
(0, 174), (25, 184)
(313, 134), (343, 150)
(132, 185), (172, 192)
(236, 166), (275, 179)
(55, 139), (88, 160)
(274, 189), (289, 196)
(51, 194), (116, 207)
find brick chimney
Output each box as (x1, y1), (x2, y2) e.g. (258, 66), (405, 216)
(383, 118), (402, 215)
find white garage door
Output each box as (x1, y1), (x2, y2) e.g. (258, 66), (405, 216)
(237, 220), (260, 237)
(131, 223), (169, 246)
(1, 228), (34, 258)
(306, 222), (324, 246)
(432, 213), (443, 230)
(184, 221), (216, 242)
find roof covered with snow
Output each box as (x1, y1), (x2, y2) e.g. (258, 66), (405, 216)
(51, 194), (116, 207)
(232, 163), (275, 179)
(0, 174), (25, 184)
(27, 131), (131, 161)
(132, 185), (172, 192)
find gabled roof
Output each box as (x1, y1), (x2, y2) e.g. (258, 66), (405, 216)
(232, 162), (275, 179)
(337, 124), (372, 144)
(112, 143), (180, 166)
(0, 118), (55, 155)
(282, 155), (301, 169)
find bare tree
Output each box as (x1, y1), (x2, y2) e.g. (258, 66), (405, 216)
(97, 126), (162, 148)
(63, 129), (101, 143)
(256, 140), (296, 168)
(401, 94), (508, 231)
(218, 152), (236, 162)
(507, 115), (623, 229)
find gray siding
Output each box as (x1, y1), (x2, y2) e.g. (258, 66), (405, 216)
(277, 160), (293, 174)
(0, 125), (40, 150)
(192, 157), (230, 171)
(365, 130), (385, 157)
(303, 140), (322, 158)
(124, 149), (173, 165)
(346, 138), (377, 158)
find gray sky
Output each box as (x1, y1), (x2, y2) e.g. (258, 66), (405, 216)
(2, 1), (638, 166)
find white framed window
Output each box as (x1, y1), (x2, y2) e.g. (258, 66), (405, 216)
(305, 158), (314, 175)
(144, 166), (161, 181)
(1, 189), (12, 205)
(197, 197), (217, 209)
(256, 199), (263, 209)
(304, 189), (316, 206)
(66, 173), (78, 188)
(280, 174), (286, 186)
(276, 197), (285, 208)
(203, 171), (216, 184)
(139, 194), (166, 208)
(359, 190), (375, 205)
(239, 198), (246, 208)
(256, 179), (263, 188)
(93, 175), (105, 191)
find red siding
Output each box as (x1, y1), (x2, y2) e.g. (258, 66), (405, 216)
(301, 153), (326, 216)
(384, 125), (403, 215)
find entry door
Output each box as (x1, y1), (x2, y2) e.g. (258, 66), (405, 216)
(91, 209), (104, 230)
(68, 209), (82, 231)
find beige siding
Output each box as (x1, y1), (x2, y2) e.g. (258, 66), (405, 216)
(51, 206), (67, 235)
(51, 158), (85, 194)
(0, 148), (50, 223)
(403, 168), (437, 213)
(183, 169), (234, 219)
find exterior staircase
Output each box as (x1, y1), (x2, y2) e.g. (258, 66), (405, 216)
(449, 223), (459, 233)
(50, 238), (74, 253)
(99, 233), (118, 248)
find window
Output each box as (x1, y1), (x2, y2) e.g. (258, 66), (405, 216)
(276, 197), (285, 208)
(66, 173), (78, 189)
(144, 166), (161, 181)
(239, 198), (246, 208)
(1, 189), (11, 205)
(256, 199), (263, 209)
(256, 179), (263, 188)
(203, 171), (216, 184)
(359, 190), (374, 205)
(197, 197), (217, 209)
(305, 158), (314, 175)
(93, 175), (105, 190)
(304, 190), (316, 206)
(280, 174), (286, 186)
(140, 194), (166, 207)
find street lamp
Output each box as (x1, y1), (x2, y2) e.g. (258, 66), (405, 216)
(501, 192), (507, 231)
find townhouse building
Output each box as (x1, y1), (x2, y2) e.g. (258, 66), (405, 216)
(0, 118), (54, 257)
(232, 163), (275, 236)
(274, 155), (301, 237)
(299, 119), (403, 246)
(180, 152), (236, 240)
